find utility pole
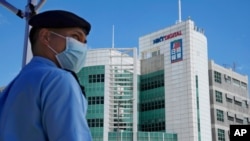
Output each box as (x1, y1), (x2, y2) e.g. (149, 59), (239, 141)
(0, 0), (46, 67)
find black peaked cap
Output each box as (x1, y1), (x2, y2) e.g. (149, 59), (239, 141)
(29, 10), (91, 35)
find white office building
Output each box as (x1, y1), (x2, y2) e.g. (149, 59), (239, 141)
(139, 18), (212, 141)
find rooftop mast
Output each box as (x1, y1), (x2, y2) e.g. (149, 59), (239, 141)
(178, 0), (182, 23)
(112, 25), (115, 48)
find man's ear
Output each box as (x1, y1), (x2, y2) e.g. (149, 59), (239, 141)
(38, 28), (50, 46)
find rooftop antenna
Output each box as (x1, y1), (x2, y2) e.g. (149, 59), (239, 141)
(232, 62), (237, 71)
(178, 0), (182, 23)
(112, 25), (115, 48)
(0, 0), (46, 67)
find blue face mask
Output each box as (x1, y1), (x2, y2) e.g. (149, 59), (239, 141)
(47, 32), (87, 73)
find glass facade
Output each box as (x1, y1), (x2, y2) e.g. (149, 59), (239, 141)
(137, 132), (177, 141)
(139, 70), (166, 132)
(108, 131), (133, 141)
(78, 65), (105, 141)
(109, 69), (134, 134)
(76, 47), (179, 141)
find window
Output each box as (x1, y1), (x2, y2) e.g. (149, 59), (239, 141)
(226, 98), (232, 103)
(214, 71), (221, 83)
(140, 73), (164, 91)
(87, 118), (104, 127)
(217, 129), (225, 141)
(228, 116), (234, 121)
(152, 51), (158, 57)
(216, 109), (224, 122)
(234, 99), (242, 107)
(225, 75), (231, 84)
(88, 96), (104, 105)
(140, 99), (165, 111)
(241, 82), (247, 90)
(248, 117), (250, 124)
(227, 112), (234, 122)
(226, 94), (233, 103)
(232, 78), (240, 87)
(245, 101), (249, 108)
(244, 117), (249, 124)
(89, 74), (105, 83)
(215, 90), (223, 103)
(140, 120), (165, 132)
(236, 118), (243, 124)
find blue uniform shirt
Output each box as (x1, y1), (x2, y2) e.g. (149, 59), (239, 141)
(0, 56), (92, 141)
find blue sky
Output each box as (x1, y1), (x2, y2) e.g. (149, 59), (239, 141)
(0, 0), (250, 87)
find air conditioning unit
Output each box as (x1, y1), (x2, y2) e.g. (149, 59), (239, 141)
(224, 74), (228, 79)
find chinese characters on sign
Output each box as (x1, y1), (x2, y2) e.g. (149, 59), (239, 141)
(170, 39), (183, 63)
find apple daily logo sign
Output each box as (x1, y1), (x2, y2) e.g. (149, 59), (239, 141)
(170, 39), (183, 63)
(153, 31), (182, 44)
(230, 125), (250, 141)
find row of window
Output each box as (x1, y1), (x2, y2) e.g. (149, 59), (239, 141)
(113, 119), (132, 131)
(114, 78), (133, 86)
(113, 123), (127, 128)
(140, 100), (165, 111)
(140, 74), (164, 91)
(140, 81), (164, 91)
(140, 121), (165, 132)
(88, 96), (104, 105)
(88, 74), (105, 83)
(216, 109), (250, 124)
(87, 118), (104, 127)
(214, 71), (248, 89)
(141, 74), (164, 83)
(215, 90), (249, 108)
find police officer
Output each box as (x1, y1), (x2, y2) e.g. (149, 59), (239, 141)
(0, 10), (92, 141)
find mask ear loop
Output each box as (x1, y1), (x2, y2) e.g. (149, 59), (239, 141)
(46, 31), (66, 54)
(47, 45), (58, 54)
(50, 31), (66, 39)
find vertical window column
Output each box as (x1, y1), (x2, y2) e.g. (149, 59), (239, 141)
(217, 129), (225, 141)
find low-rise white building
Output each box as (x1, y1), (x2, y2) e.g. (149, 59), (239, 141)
(208, 60), (250, 141)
